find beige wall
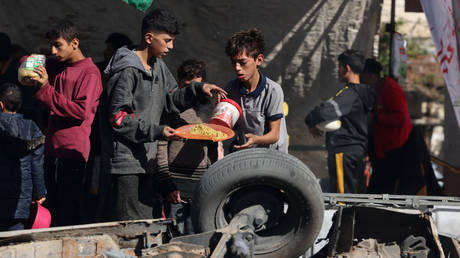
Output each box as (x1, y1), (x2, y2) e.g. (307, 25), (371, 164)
(381, 0), (431, 38)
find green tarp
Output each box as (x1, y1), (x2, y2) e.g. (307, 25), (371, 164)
(122, 0), (152, 12)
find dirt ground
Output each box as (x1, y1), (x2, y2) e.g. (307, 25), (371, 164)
(289, 150), (328, 179)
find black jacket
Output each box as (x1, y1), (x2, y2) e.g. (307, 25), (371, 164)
(305, 83), (375, 154)
(99, 47), (206, 174)
(0, 113), (46, 219)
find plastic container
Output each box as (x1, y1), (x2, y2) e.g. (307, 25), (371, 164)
(208, 99), (242, 128)
(31, 202), (51, 229)
(18, 55), (46, 86)
(316, 120), (342, 132)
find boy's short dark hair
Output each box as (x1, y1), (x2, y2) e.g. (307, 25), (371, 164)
(105, 33), (133, 49)
(363, 58), (383, 76)
(225, 28), (265, 59)
(0, 32), (12, 62)
(177, 59), (206, 81)
(338, 49), (365, 74)
(46, 20), (79, 43)
(142, 8), (180, 35)
(0, 83), (22, 112)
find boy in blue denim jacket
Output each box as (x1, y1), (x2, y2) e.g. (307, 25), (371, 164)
(0, 83), (46, 231)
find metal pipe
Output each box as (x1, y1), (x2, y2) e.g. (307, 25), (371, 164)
(389, 0), (396, 77)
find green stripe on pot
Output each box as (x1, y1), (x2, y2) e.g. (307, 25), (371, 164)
(122, 0), (153, 12)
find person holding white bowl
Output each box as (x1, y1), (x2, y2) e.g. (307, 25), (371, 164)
(305, 49), (375, 194)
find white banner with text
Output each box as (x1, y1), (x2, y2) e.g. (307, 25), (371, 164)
(421, 0), (460, 129)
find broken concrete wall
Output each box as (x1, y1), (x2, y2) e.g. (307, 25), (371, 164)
(0, 0), (382, 172)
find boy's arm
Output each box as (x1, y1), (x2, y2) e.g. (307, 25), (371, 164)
(165, 81), (205, 113)
(265, 119), (281, 143)
(258, 84), (284, 144)
(34, 67), (102, 121)
(164, 67), (227, 113)
(108, 68), (166, 143)
(165, 81), (227, 114)
(31, 145), (47, 200)
(234, 118), (281, 150)
(305, 87), (357, 128)
(162, 65), (202, 113)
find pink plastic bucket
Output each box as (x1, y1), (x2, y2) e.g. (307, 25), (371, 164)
(208, 99), (242, 128)
(31, 202), (51, 229)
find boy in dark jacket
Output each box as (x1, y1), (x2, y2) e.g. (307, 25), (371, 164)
(0, 83), (46, 231)
(99, 8), (226, 221)
(305, 49), (375, 193)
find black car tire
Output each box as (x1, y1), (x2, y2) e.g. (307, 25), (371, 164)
(192, 148), (324, 258)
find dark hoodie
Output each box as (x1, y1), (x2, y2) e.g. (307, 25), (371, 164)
(0, 112), (46, 219)
(99, 47), (206, 174)
(305, 83), (376, 154)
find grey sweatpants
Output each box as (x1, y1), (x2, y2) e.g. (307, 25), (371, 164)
(111, 174), (162, 221)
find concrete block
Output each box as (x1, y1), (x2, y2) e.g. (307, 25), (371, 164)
(62, 237), (96, 257)
(34, 240), (62, 258)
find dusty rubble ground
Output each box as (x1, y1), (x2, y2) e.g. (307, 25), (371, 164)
(1, 188), (460, 258)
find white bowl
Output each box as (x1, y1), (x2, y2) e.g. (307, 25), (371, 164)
(316, 120), (341, 132)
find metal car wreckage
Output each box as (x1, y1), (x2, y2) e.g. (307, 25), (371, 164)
(0, 149), (459, 258)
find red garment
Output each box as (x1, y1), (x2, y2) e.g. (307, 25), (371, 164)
(374, 76), (412, 159)
(35, 58), (102, 161)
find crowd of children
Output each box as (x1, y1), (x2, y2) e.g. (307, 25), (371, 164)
(0, 7), (436, 234)
(0, 8), (288, 232)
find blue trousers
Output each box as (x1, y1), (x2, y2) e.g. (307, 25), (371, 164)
(164, 201), (194, 235)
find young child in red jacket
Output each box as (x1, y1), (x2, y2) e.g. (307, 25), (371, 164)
(361, 59), (413, 194)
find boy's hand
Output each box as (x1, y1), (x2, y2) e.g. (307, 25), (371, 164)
(234, 133), (257, 150)
(167, 190), (182, 204)
(309, 127), (323, 137)
(164, 126), (181, 140)
(31, 66), (49, 88)
(36, 197), (46, 204)
(202, 83), (227, 100)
